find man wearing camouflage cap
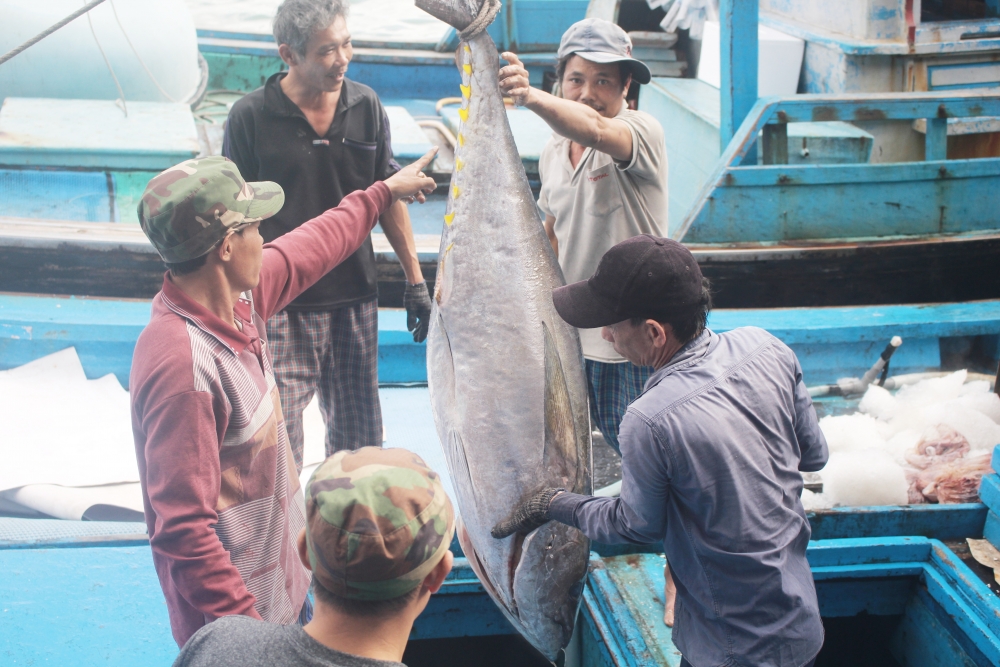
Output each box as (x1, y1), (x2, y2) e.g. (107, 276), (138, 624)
(130, 152), (436, 647)
(172, 447), (455, 667)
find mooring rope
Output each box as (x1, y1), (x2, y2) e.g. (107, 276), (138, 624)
(85, 3), (128, 117)
(0, 0), (107, 67)
(458, 0), (502, 41)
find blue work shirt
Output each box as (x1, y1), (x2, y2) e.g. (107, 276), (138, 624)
(550, 327), (828, 667)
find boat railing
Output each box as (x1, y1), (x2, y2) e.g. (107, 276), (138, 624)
(676, 89), (1000, 244)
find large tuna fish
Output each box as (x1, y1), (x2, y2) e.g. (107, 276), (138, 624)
(417, 0), (593, 659)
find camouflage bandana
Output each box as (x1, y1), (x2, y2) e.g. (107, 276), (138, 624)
(305, 447), (456, 601)
(137, 156), (285, 263)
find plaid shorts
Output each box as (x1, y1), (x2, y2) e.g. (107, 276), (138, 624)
(586, 359), (653, 455)
(267, 299), (382, 473)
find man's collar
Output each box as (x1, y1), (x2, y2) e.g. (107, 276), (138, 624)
(263, 72), (362, 118)
(160, 273), (254, 355)
(645, 329), (715, 390)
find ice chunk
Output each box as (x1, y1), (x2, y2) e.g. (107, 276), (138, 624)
(947, 393), (1000, 425)
(884, 429), (922, 465)
(819, 413), (888, 454)
(894, 370), (967, 409)
(821, 449), (909, 507)
(801, 488), (833, 511)
(859, 384), (898, 421)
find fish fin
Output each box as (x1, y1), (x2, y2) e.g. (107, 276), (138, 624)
(434, 315), (479, 508)
(542, 322), (579, 491)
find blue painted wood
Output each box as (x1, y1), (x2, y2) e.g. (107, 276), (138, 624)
(0, 546), (178, 665)
(925, 118), (948, 161)
(807, 504), (988, 542)
(4, 293), (997, 388)
(719, 0), (758, 155)
(675, 91), (1000, 244)
(0, 169), (113, 222)
(992, 444), (1000, 473)
(890, 593), (980, 667)
(806, 536), (932, 566)
(985, 510), (1000, 551)
(980, 474), (1000, 514)
(591, 539), (1000, 667)
(813, 576), (915, 616)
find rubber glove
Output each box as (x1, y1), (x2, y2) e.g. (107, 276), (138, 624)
(404, 281), (433, 343)
(491, 487), (566, 538)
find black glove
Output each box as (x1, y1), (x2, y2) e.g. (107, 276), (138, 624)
(491, 487), (566, 539)
(403, 281), (433, 343)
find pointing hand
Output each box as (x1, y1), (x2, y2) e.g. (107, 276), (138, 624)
(385, 147), (439, 203)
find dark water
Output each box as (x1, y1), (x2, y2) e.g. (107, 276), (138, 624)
(815, 613), (903, 667)
(403, 634), (550, 667)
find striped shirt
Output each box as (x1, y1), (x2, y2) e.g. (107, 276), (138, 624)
(130, 183), (392, 646)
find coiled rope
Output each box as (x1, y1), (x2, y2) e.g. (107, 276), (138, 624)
(458, 0), (502, 41)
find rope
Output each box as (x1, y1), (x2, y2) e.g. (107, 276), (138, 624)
(107, 0), (178, 103)
(458, 0), (501, 41)
(0, 0), (107, 67)
(86, 4), (128, 117)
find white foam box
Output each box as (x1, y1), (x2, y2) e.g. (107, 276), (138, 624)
(697, 20), (805, 97)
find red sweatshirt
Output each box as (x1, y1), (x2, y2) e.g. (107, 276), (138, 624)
(130, 182), (392, 646)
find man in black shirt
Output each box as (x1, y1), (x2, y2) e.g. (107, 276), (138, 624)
(224, 0), (433, 469)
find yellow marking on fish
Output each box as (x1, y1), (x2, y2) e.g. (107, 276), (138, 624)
(446, 242), (454, 252)
(463, 44), (471, 53)
(455, 157), (464, 171)
(463, 64), (472, 74)
(452, 185), (461, 199)
(458, 133), (465, 147)
(444, 212), (455, 226)
(460, 84), (471, 99)
(458, 108), (468, 122)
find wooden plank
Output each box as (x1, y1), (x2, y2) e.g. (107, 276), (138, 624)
(718, 157), (1000, 187)
(762, 122), (789, 164)
(814, 576), (915, 617)
(806, 537), (932, 567)
(979, 474), (1000, 514)
(925, 117), (949, 161)
(922, 566), (1000, 665)
(807, 505), (987, 542)
(719, 0), (758, 154)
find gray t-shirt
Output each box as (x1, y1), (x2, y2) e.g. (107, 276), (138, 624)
(537, 107), (668, 362)
(172, 615), (407, 667)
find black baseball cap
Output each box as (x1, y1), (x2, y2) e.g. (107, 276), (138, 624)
(553, 235), (704, 329)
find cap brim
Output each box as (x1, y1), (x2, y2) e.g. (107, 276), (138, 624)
(552, 280), (621, 329)
(244, 180), (285, 222)
(574, 51), (652, 85)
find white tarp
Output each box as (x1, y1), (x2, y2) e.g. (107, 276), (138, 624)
(0, 347), (328, 520)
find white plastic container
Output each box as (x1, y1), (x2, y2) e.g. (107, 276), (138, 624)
(697, 19), (805, 96)
(0, 0), (203, 104)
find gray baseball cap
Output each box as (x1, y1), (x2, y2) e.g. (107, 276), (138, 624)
(557, 18), (651, 85)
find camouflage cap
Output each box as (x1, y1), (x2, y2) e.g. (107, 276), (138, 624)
(305, 447), (456, 601)
(137, 156), (285, 263)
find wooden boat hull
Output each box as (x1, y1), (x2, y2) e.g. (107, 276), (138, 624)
(3, 222), (999, 309)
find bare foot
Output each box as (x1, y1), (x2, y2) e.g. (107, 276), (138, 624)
(663, 561), (677, 627)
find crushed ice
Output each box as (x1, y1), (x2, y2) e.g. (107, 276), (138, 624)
(807, 370), (999, 509)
